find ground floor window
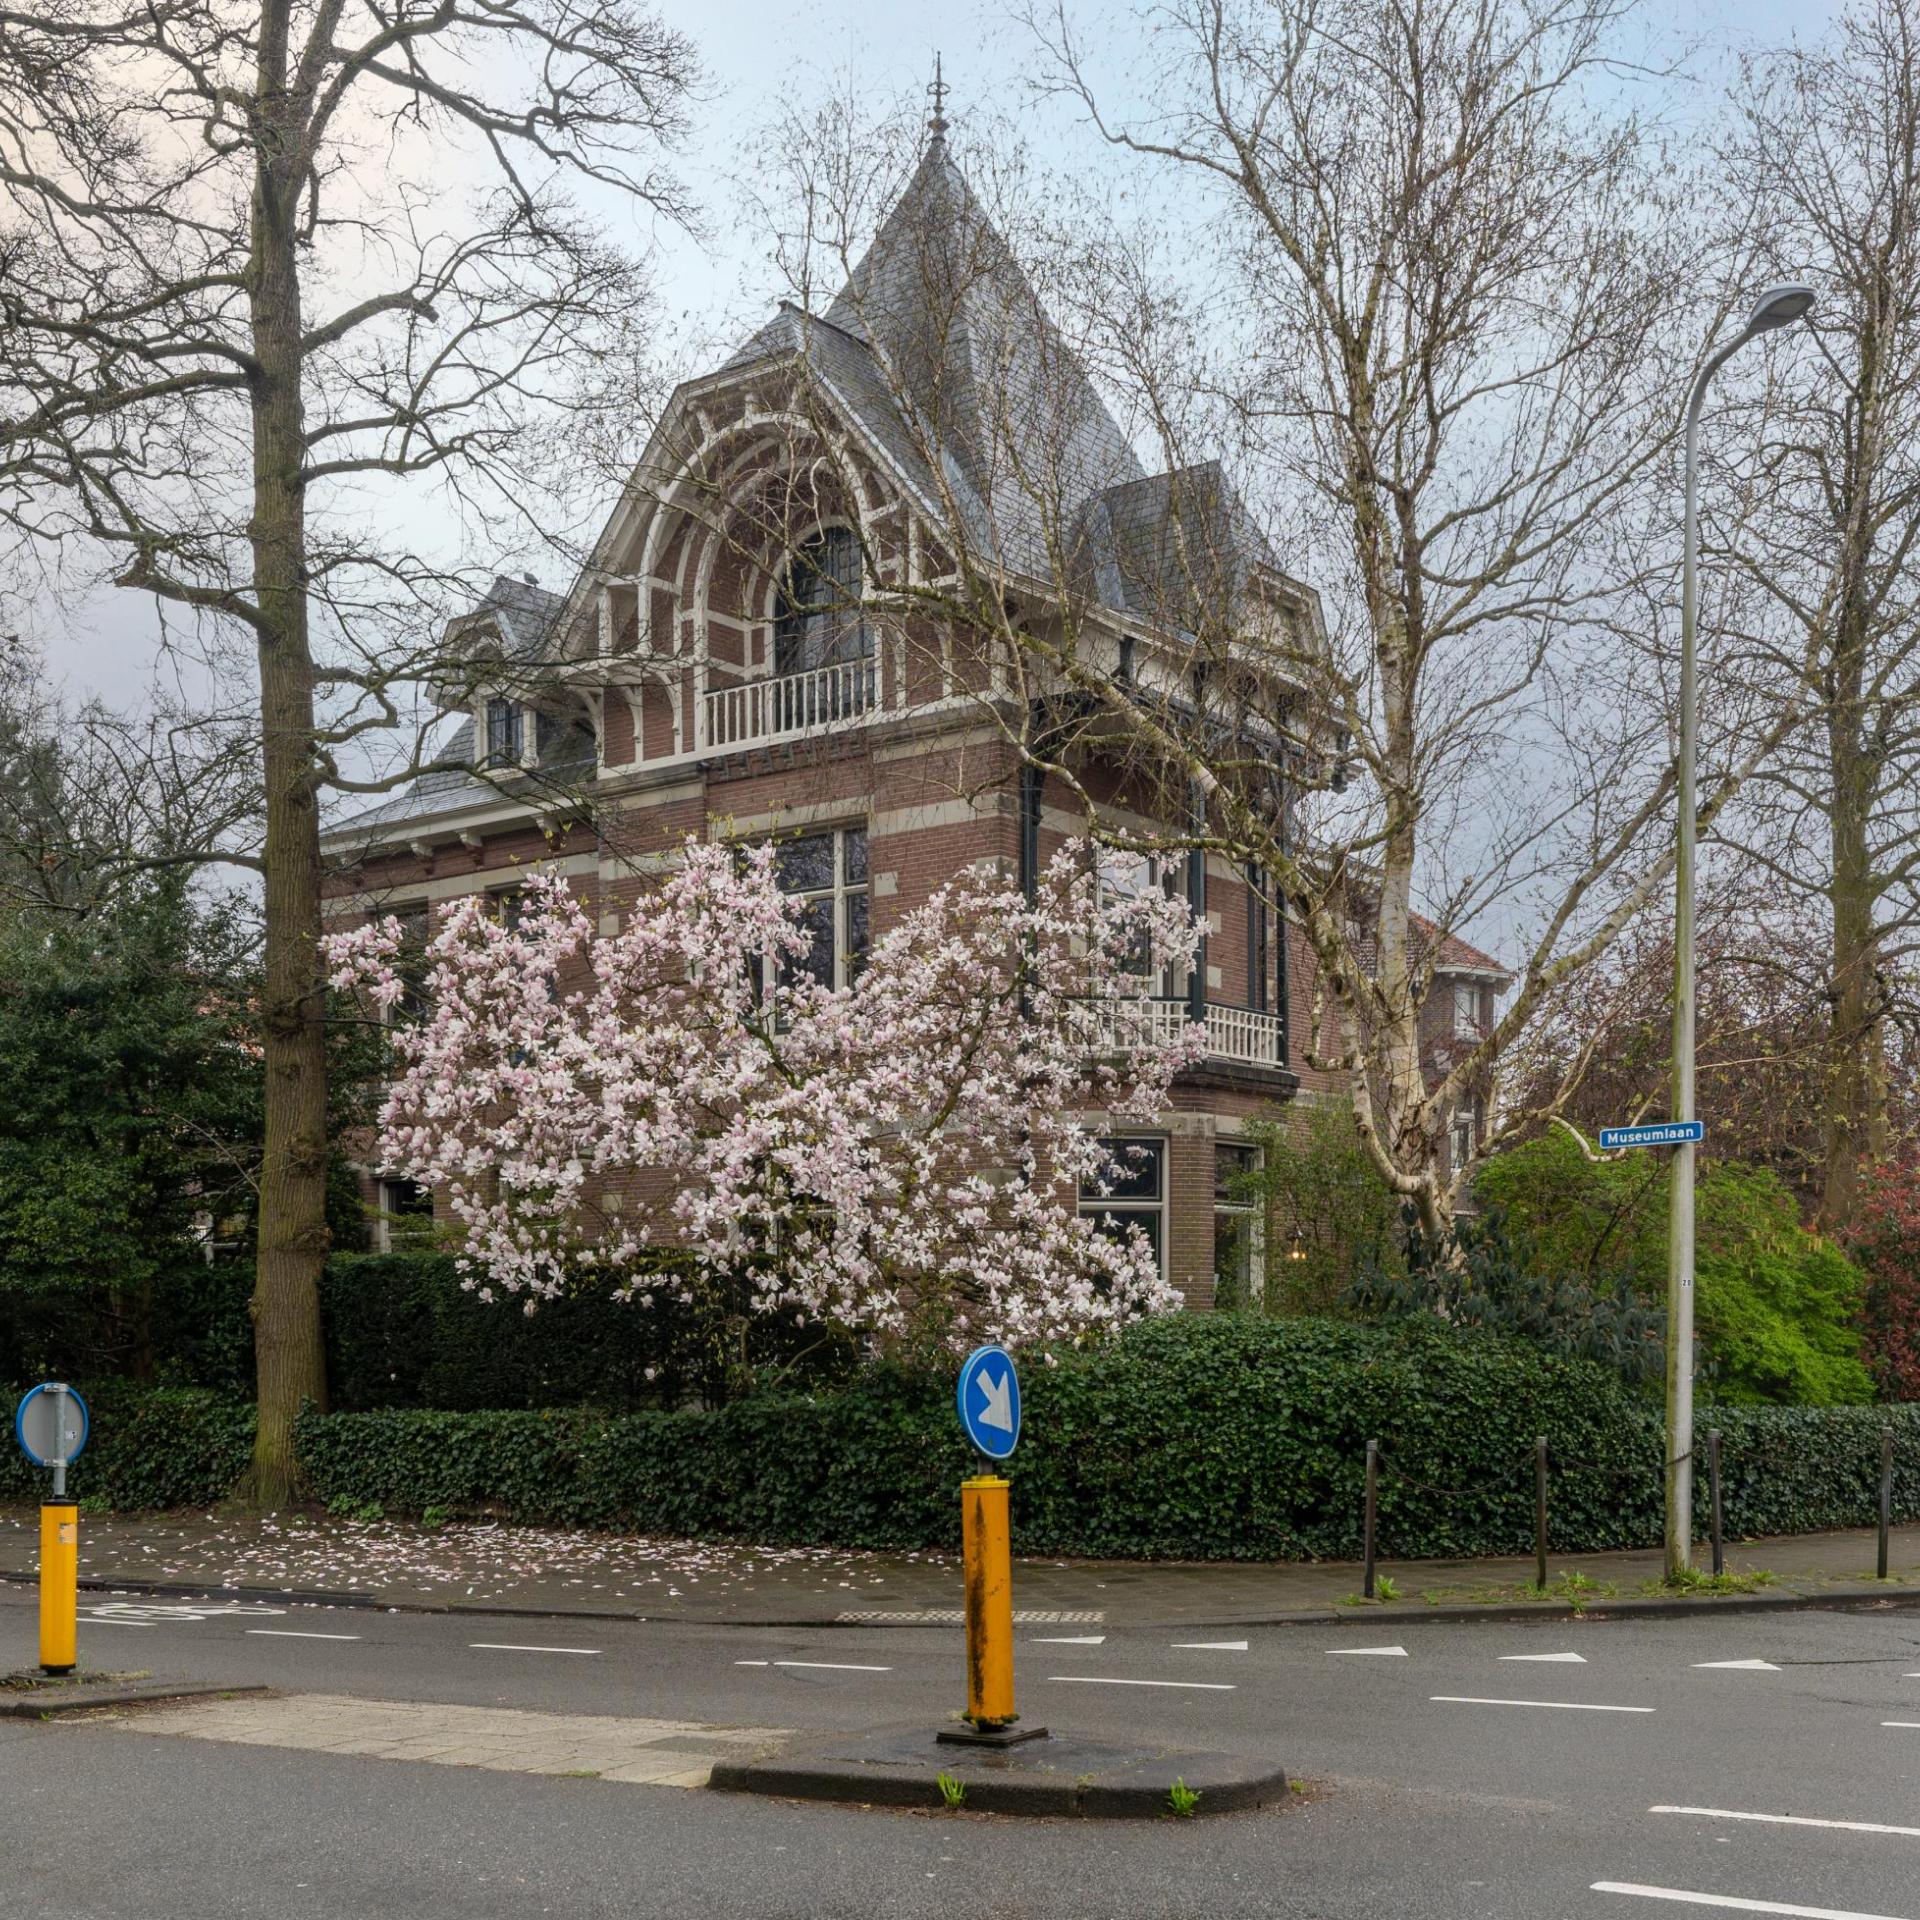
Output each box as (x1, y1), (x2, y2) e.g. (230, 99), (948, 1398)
(1213, 1140), (1265, 1307)
(1079, 1136), (1167, 1279)
(764, 826), (869, 992)
(377, 1177), (435, 1252)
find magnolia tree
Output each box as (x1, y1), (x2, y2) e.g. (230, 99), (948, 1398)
(326, 839), (1204, 1352)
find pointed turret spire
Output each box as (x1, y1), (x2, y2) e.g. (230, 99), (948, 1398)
(927, 53), (950, 146)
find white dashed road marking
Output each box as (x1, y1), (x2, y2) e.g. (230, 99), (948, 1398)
(1432, 1696), (1654, 1714)
(1048, 1676), (1235, 1692)
(1172, 1639), (1248, 1651)
(1882, 1721), (1920, 1729)
(1502, 1651), (1586, 1663)
(1030, 1635), (1105, 1645)
(1592, 1883), (1910, 1918)
(469, 1643), (601, 1656)
(1694, 1660), (1781, 1672)
(1329, 1645), (1408, 1657)
(767, 1661), (891, 1673)
(247, 1630), (362, 1642)
(1651, 1807), (1920, 1840)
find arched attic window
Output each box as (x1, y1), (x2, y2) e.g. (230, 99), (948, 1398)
(774, 527), (870, 678)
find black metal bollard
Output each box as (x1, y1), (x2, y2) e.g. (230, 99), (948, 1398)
(1880, 1428), (1894, 1582)
(1708, 1428), (1723, 1578)
(1535, 1437), (1549, 1591)
(1363, 1439), (1379, 1599)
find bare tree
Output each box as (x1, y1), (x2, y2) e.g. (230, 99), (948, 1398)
(1714, 0), (1920, 1228)
(730, 3), (1808, 1240)
(0, 0), (697, 1499)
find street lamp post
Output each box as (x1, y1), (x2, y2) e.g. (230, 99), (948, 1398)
(1667, 283), (1816, 1579)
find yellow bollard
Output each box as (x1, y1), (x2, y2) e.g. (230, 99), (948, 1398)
(39, 1500), (78, 1675)
(961, 1474), (1015, 1727)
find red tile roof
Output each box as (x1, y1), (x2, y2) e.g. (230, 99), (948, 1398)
(1409, 912), (1513, 983)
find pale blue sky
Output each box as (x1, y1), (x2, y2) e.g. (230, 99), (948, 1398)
(40, 0), (1847, 706)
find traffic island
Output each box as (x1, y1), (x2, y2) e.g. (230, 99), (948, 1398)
(707, 1724), (1290, 1818)
(0, 1670), (268, 1718)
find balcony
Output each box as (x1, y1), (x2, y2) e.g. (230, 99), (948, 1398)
(704, 659), (877, 753)
(1082, 996), (1287, 1072)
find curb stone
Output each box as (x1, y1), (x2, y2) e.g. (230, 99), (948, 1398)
(5, 1566), (1918, 1631)
(0, 1676), (269, 1718)
(707, 1724), (1290, 1819)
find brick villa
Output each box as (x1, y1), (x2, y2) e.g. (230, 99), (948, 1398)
(321, 116), (1509, 1308)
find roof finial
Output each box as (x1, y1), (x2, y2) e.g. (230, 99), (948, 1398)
(927, 53), (950, 144)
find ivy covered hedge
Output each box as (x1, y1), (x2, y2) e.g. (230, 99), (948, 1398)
(0, 1383), (253, 1510)
(17, 1319), (1920, 1558)
(290, 1318), (1920, 1556)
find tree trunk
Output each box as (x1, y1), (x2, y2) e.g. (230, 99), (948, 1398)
(245, 10), (330, 1506)
(1821, 699), (1888, 1231)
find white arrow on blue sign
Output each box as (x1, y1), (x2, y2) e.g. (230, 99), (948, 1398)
(1599, 1120), (1705, 1151)
(956, 1345), (1021, 1460)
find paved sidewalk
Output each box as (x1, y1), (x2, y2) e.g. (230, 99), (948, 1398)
(3, 1503), (1917, 1626)
(116, 1693), (789, 1788)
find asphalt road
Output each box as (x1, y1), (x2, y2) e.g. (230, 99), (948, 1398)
(5, 1581), (1920, 1919)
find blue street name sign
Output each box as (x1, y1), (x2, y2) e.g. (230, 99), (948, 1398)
(1599, 1120), (1705, 1151)
(956, 1345), (1021, 1461)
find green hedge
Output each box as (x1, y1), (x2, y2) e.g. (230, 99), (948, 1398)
(321, 1252), (853, 1412)
(0, 1383), (254, 1510)
(20, 1319), (1920, 1557)
(296, 1317), (1920, 1558)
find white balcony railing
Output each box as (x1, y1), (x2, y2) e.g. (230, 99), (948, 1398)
(704, 659), (876, 752)
(1081, 996), (1286, 1070)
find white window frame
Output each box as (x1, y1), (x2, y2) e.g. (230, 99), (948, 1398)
(483, 696), (528, 768)
(1094, 847), (1183, 998)
(755, 825), (870, 994)
(1213, 1140), (1266, 1303)
(375, 1176), (434, 1253)
(1078, 1134), (1169, 1282)
(1452, 980), (1481, 1039)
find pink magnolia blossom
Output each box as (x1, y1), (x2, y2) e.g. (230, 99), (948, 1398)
(324, 839), (1206, 1353)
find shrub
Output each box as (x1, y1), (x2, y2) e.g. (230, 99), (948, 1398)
(320, 1252), (858, 1412)
(1476, 1134), (1874, 1405)
(1842, 1160), (1920, 1401)
(1237, 1105), (1404, 1313)
(1346, 1204), (1665, 1385)
(0, 1382), (253, 1509)
(295, 1316), (1920, 1557)
(24, 1320), (1920, 1551)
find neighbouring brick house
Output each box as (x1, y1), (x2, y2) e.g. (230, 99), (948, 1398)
(321, 120), (1506, 1306)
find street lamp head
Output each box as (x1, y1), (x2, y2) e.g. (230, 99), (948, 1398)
(1745, 283), (1816, 335)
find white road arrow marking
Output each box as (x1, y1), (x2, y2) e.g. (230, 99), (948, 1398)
(1329, 1645), (1408, 1656)
(1173, 1640), (1248, 1651)
(975, 1367), (1014, 1431)
(469, 1643), (601, 1656)
(1030, 1635), (1105, 1645)
(1692, 1660), (1780, 1671)
(1501, 1651), (1587, 1663)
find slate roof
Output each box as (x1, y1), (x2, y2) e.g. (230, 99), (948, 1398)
(457, 574), (568, 664)
(339, 139), (1288, 845)
(723, 136), (1268, 602)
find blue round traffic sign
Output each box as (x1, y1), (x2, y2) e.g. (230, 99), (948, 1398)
(956, 1345), (1021, 1460)
(15, 1383), (89, 1469)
